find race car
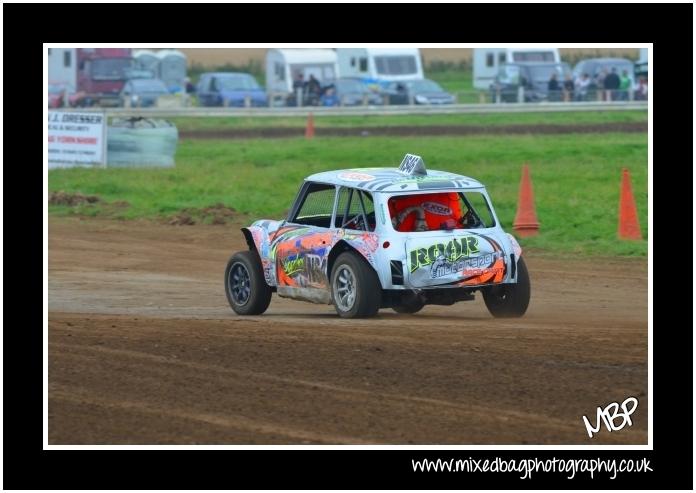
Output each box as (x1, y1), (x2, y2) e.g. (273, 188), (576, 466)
(225, 154), (530, 318)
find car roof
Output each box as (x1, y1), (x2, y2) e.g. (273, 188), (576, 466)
(306, 167), (484, 193)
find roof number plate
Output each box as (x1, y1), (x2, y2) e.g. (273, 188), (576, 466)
(399, 154), (427, 176)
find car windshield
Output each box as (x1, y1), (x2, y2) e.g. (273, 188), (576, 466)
(48, 84), (66, 94)
(595, 61), (634, 76)
(375, 55), (418, 76)
(336, 79), (366, 93)
(528, 64), (567, 82)
(131, 80), (169, 93)
(406, 80), (442, 92)
(91, 58), (133, 81)
(216, 76), (260, 91)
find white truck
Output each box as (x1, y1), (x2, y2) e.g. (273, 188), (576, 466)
(265, 49), (340, 105)
(335, 48), (424, 82)
(473, 48), (561, 89)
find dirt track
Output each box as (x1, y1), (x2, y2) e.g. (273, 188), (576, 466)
(179, 122), (648, 140)
(48, 217), (648, 445)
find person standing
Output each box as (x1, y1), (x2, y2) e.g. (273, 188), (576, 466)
(595, 67), (608, 100)
(619, 69), (632, 100)
(548, 72), (561, 102)
(575, 73), (591, 101)
(563, 73), (575, 102)
(603, 67), (621, 101)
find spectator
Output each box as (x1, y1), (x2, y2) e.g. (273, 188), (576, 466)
(292, 72), (305, 92)
(548, 72), (561, 102)
(320, 86), (340, 107)
(563, 73), (575, 101)
(307, 74), (321, 96)
(595, 67), (608, 100)
(575, 73), (591, 101)
(184, 77), (195, 94)
(634, 76), (648, 101)
(603, 67), (621, 101)
(619, 69), (632, 100)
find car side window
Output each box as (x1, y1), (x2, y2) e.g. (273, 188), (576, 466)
(291, 183), (336, 228)
(336, 187), (375, 232)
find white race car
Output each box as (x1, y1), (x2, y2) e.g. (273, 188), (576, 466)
(225, 154), (530, 318)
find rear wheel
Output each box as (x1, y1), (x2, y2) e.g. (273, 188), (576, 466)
(331, 252), (381, 318)
(225, 251), (272, 315)
(482, 257), (530, 318)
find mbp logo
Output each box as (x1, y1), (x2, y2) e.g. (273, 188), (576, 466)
(582, 397), (638, 438)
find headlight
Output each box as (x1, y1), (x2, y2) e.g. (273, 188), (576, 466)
(415, 95), (428, 104)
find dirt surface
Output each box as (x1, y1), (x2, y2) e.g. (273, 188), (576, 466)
(48, 217), (648, 445)
(179, 122), (648, 140)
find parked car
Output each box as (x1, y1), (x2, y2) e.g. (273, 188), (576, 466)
(490, 62), (571, 102)
(331, 78), (384, 106)
(572, 57), (634, 87)
(224, 154), (530, 319)
(48, 81), (69, 108)
(120, 78), (170, 107)
(197, 72), (268, 107)
(383, 79), (456, 105)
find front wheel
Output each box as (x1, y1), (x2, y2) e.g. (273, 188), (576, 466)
(331, 252), (381, 318)
(225, 250), (272, 315)
(482, 256), (530, 318)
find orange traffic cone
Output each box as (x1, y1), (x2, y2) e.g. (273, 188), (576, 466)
(305, 112), (315, 139)
(618, 168), (641, 240)
(513, 163), (540, 237)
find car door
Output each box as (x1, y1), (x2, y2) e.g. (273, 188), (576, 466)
(272, 182), (338, 292)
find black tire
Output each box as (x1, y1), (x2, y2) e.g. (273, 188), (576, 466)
(482, 256), (531, 318)
(330, 252), (381, 318)
(224, 250), (272, 315)
(392, 303), (424, 314)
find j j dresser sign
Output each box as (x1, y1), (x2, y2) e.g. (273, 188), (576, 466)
(48, 111), (106, 169)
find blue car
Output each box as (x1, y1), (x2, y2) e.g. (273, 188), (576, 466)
(197, 72), (268, 107)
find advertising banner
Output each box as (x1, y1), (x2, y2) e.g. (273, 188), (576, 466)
(48, 111), (106, 169)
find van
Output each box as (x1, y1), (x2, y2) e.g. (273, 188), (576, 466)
(473, 48), (561, 89)
(335, 48), (424, 83)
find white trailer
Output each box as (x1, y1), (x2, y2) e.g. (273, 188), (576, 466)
(473, 48), (561, 89)
(265, 48), (339, 96)
(47, 48), (77, 91)
(335, 48), (424, 82)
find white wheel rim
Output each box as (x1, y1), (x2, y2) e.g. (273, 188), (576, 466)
(334, 265), (357, 311)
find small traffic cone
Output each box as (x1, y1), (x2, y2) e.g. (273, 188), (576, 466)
(513, 163), (540, 237)
(305, 112), (315, 139)
(618, 168), (642, 240)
